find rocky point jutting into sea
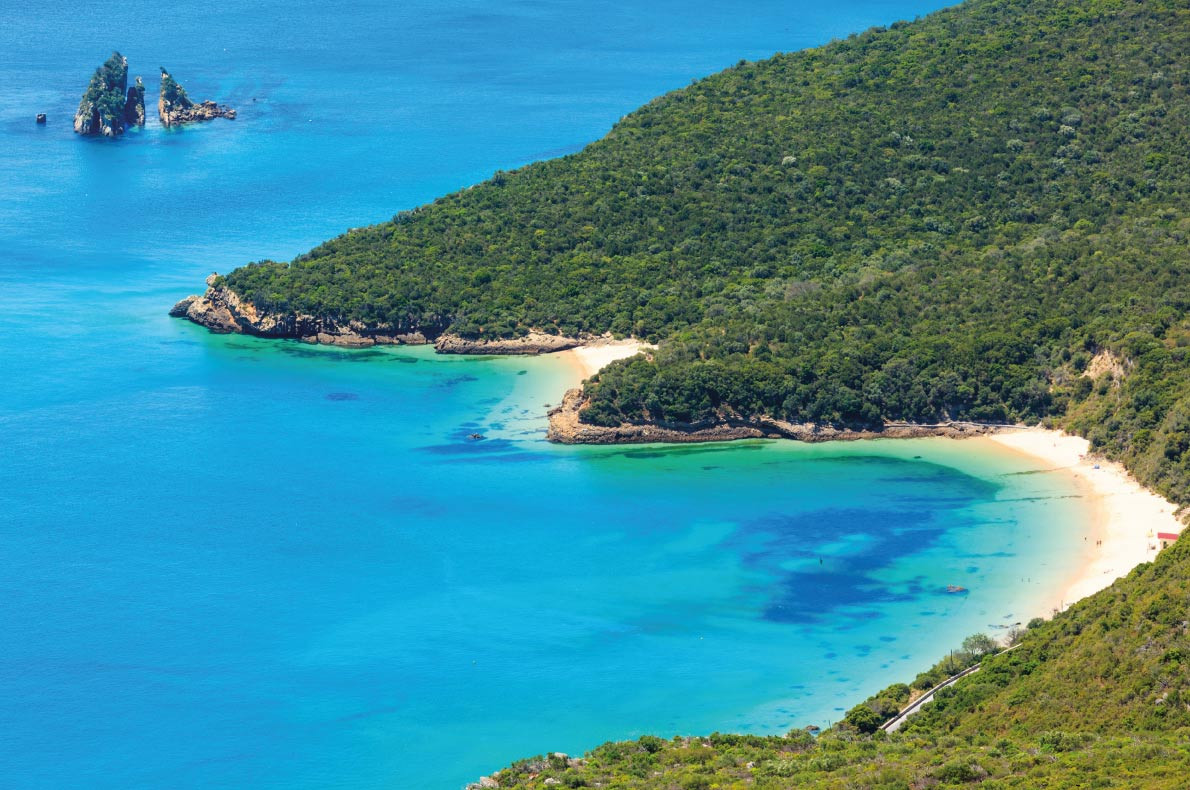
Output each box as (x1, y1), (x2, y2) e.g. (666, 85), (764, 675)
(545, 386), (997, 445)
(173, 274), (1002, 446)
(172, 274), (584, 354)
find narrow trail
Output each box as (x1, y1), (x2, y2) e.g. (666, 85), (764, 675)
(881, 644), (1021, 733)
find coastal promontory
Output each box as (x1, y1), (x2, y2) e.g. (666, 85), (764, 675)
(171, 273), (436, 347)
(172, 274), (598, 353)
(175, 0), (1190, 508)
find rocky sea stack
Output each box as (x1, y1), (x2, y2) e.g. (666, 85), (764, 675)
(73, 52), (144, 137)
(158, 68), (236, 127)
(124, 77), (146, 127)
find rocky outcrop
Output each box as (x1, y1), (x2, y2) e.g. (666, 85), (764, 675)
(158, 69), (235, 127)
(124, 77), (145, 127)
(1083, 350), (1128, 382)
(74, 53), (131, 137)
(171, 274), (437, 347)
(75, 55), (227, 136)
(171, 276), (595, 354)
(547, 387), (999, 445)
(433, 331), (582, 355)
(466, 754), (584, 789)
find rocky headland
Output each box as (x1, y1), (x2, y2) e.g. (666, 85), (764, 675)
(546, 387), (999, 445)
(171, 275), (588, 353)
(158, 68), (236, 127)
(172, 278), (996, 446)
(433, 332), (581, 355)
(171, 274), (430, 347)
(172, 276), (1006, 446)
(74, 52), (144, 137)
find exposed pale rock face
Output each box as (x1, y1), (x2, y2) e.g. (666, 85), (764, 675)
(158, 69), (236, 127)
(171, 275), (590, 356)
(433, 331), (581, 355)
(171, 274), (439, 347)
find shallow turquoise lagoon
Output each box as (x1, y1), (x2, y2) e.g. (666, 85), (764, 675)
(0, 1), (1092, 787)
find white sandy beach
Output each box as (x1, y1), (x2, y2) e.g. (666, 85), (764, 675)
(978, 428), (1184, 611)
(559, 337), (653, 380)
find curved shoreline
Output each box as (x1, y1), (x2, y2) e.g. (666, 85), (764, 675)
(174, 288), (1185, 616)
(980, 429), (1184, 612)
(544, 351), (1185, 618)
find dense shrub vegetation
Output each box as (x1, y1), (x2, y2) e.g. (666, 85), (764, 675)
(221, 0), (1190, 504)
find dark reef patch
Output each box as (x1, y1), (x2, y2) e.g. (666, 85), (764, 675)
(727, 507), (951, 625)
(432, 374), (479, 389)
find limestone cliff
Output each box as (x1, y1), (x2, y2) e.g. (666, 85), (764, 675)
(158, 69), (236, 127)
(74, 53), (130, 137)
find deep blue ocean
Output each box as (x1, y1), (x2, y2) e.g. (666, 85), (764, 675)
(0, 1), (1093, 787)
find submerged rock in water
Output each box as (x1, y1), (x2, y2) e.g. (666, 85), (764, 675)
(158, 68), (236, 127)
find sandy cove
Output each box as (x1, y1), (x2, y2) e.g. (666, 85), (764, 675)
(975, 429), (1184, 613)
(545, 356), (1186, 616)
(548, 343), (1184, 617)
(556, 337), (653, 380)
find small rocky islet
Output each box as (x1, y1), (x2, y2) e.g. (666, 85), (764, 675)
(73, 51), (234, 137)
(72, 53), (143, 136)
(157, 67), (236, 127)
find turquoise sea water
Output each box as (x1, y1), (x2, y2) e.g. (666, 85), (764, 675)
(0, 1), (1095, 787)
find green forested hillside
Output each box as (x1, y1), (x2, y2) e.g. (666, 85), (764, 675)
(221, 0), (1190, 502)
(476, 539), (1190, 789)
